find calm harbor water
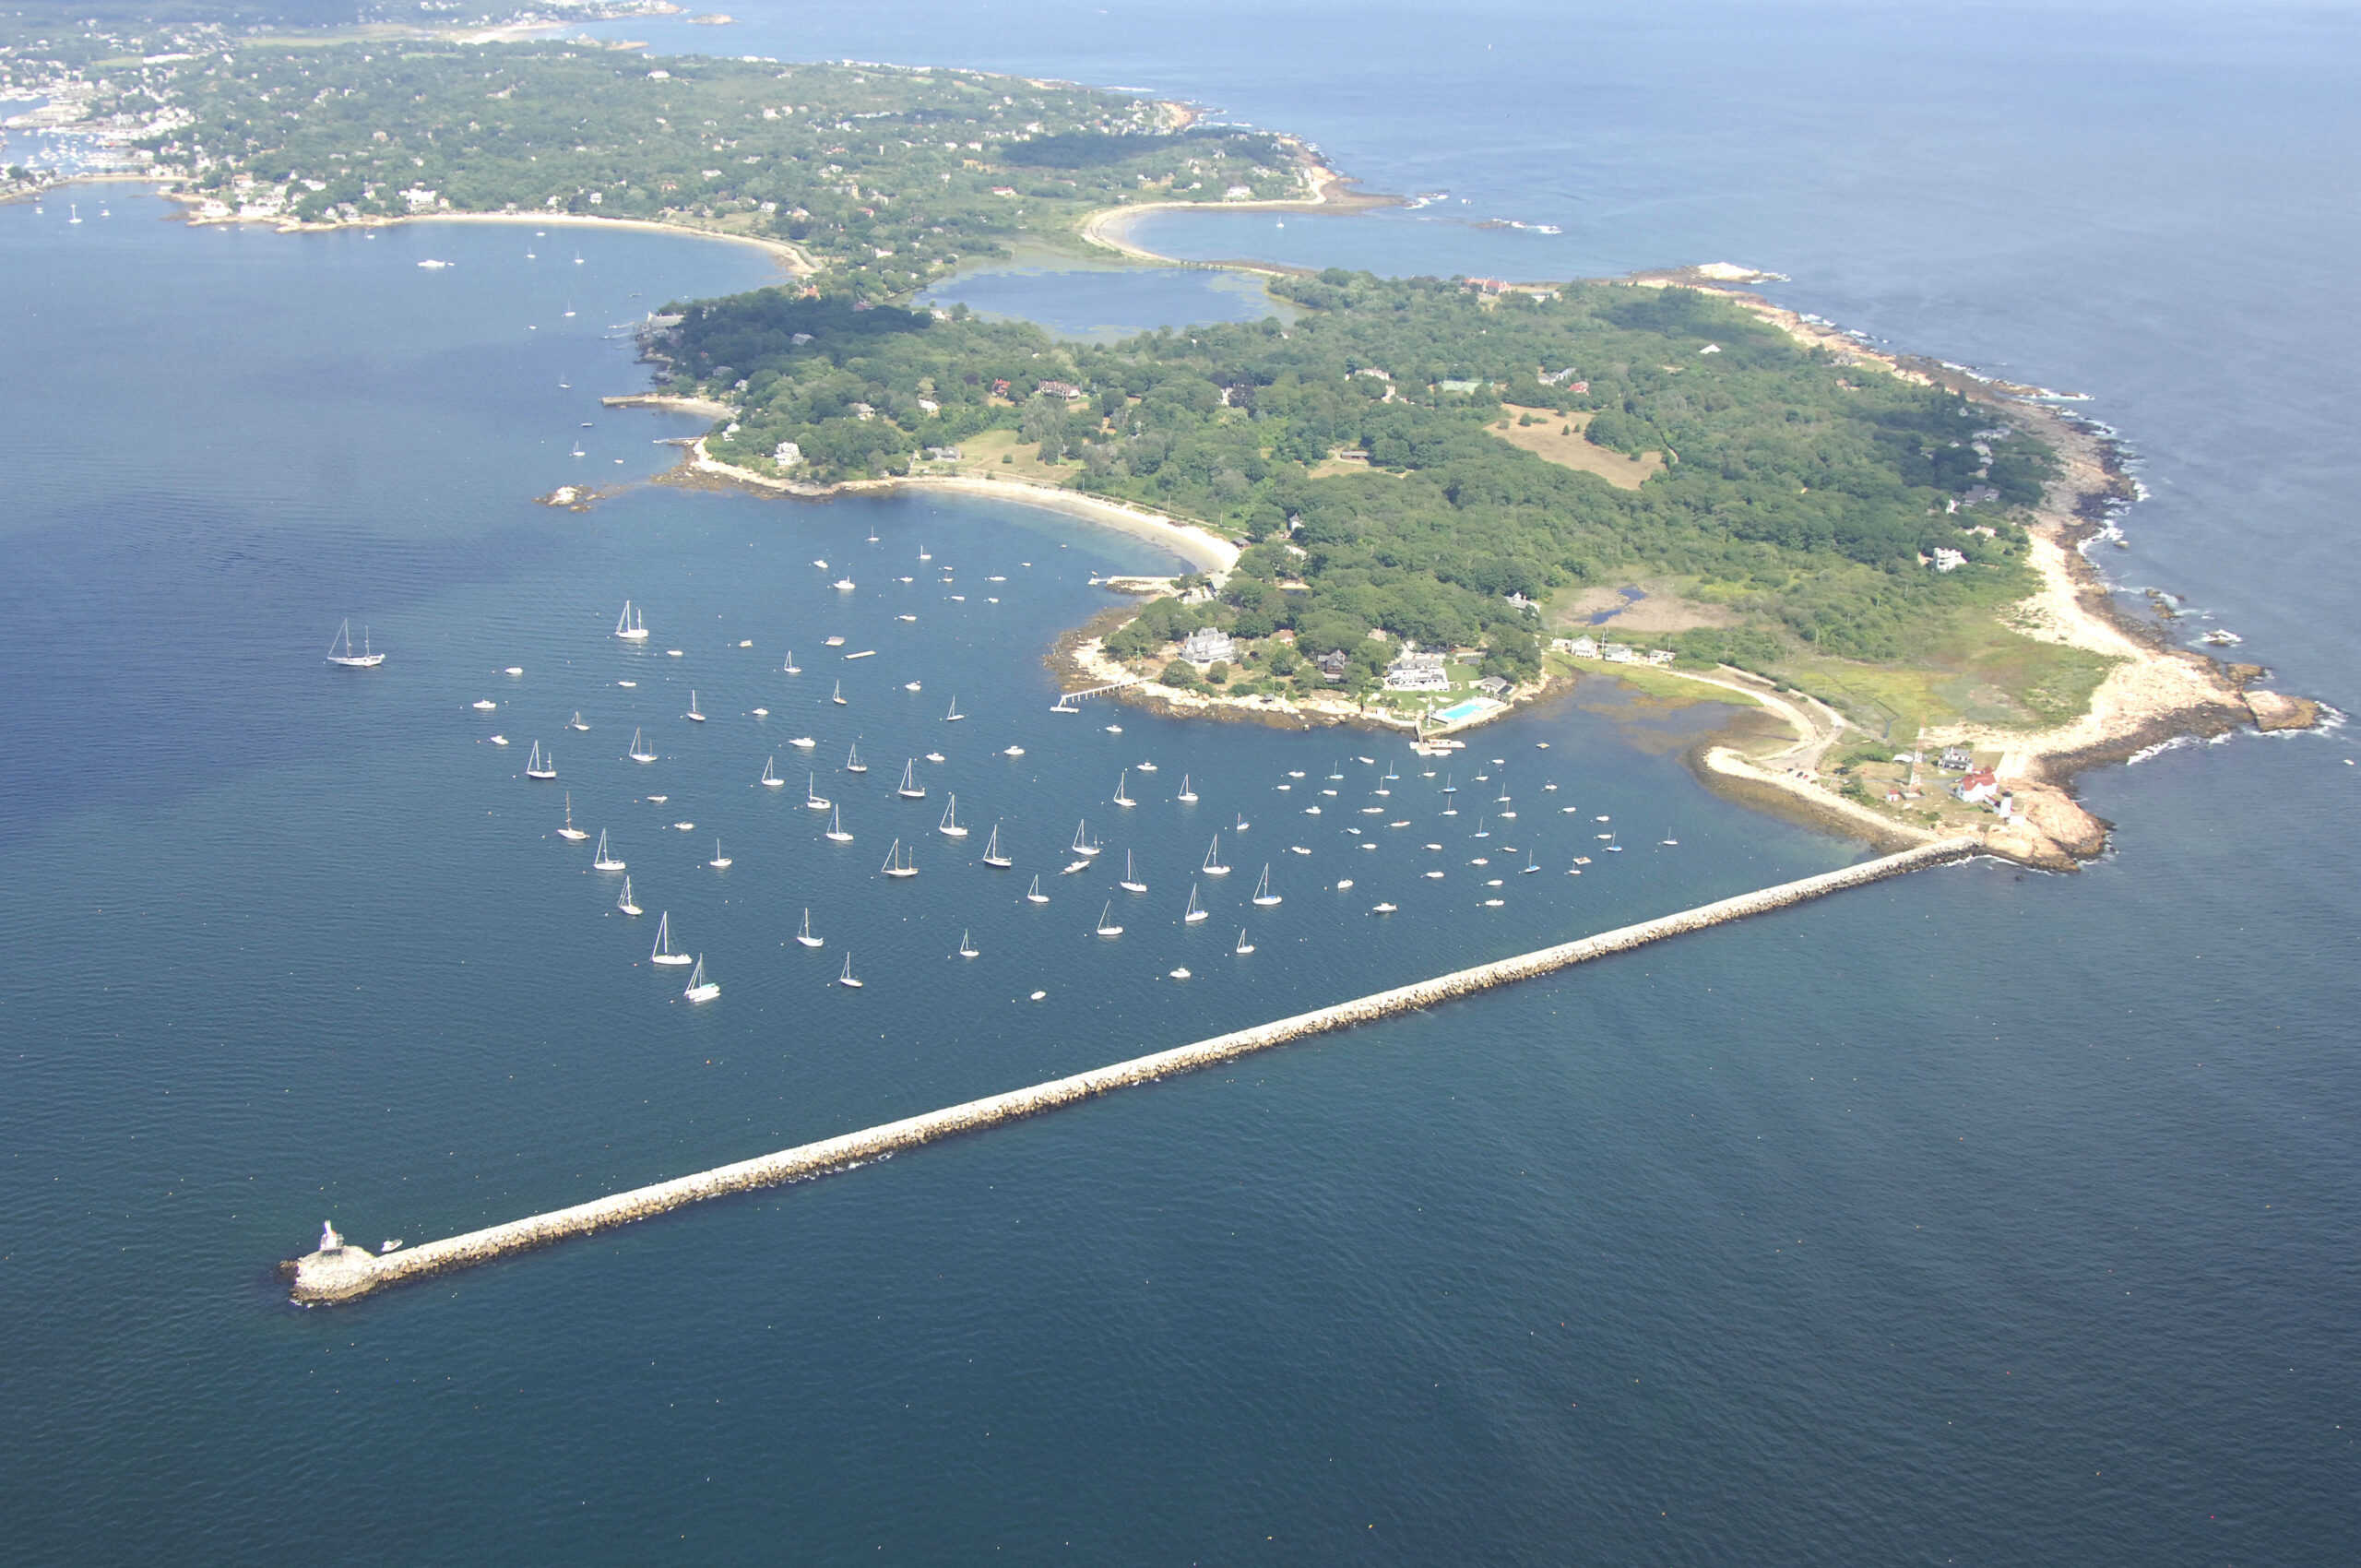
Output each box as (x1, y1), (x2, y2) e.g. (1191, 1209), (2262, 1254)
(5, 4), (2359, 1562)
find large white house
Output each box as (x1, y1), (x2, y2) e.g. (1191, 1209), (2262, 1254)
(1179, 626), (1236, 667)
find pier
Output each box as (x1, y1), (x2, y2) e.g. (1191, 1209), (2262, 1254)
(287, 837), (1981, 1305)
(1052, 677), (1137, 708)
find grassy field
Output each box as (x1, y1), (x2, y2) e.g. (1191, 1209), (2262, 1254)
(1488, 406), (1661, 490)
(1784, 611), (2118, 738)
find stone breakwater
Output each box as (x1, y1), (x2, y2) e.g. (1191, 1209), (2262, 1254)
(287, 837), (1982, 1305)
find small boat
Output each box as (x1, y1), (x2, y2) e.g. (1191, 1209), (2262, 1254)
(905, 680), (921, 690)
(627, 728), (657, 764)
(615, 600), (649, 641)
(709, 838), (730, 870)
(1119, 850), (1146, 894)
(845, 743), (866, 773)
(1472, 817), (1489, 839)
(682, 956), (719, 1003)
(650, 912), (693, 966)
(896, 759), (926, 800)
(1071, 820), (1100, 858)
(1026, 874), (1049, 904)
(1061, 861), (1089, 875)
(944, 696), (964, 721)
(1176, 774), (1197, 803)
(1523, 852), (1540, 873)
(1112, 769), (1135, 808)
(1183, 883), (1207, 923)
(1484, 898), (1505, 908)
(790, 735), (816, 750)
(593, 830), (624, 872)
(1605, 834), (1622, 852)
(1169, 967), (1192, 980)
(557, 792), (588, 840)
(1234, 928), (1255, 956)
(1136, 762), (1157, 774)
(838, 953), (862, 988)
(805, 774), (830, 809)
(1290, 846), (1312, 856)
(1202, 835), (1230, 875)
(1372, 902), (1396, 915)
(684, 691), (705, 723)
(796, 909), (823, 947)
(1105, 724), (1123, 734)
(918, 547), (931, 561)
(1660, 831), (1679, 846)
(1094, 901), (1123, 938)
(1235, 813), (1250, 833)
(618, 680), (636, 689)
(925, 752), (944, 764)
(1252, 865), (1281, 907)
(939, 795), (968, 837)
(956, 930), (979, 958)
(833, 682), (848, 706)
(881, 838), (917, 878)
(833, 578), (856, 592)
(761, 756), (785, 789)
(673, 820), (694, 831)
(1442, 776), (1457, 794)
(325, 619), (386, 668)
(825, 803), (852, 842)
(569, 712), (589, 731)
(1424, 870), (1446, 880)
(824, 636), (845, 647)
(472, 699), (497, 711)
(616, 875), (641, 916)
(1335, 878), (1354, 890)
(784, 652), (801, 673)
(1003, 745), (1026, 757)
(488, 735), (508, 745)
(981, 825), (1013, 868)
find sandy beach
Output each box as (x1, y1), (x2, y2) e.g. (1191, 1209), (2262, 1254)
(1077, 167), (1398, 275)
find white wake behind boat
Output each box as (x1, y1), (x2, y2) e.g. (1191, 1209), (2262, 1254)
(556, 792), (588, 840)
(650, 911), (693, 966)
(797, 909), (823, 947)
(939, 795), (967, 837)
(593, 829), (624, 872)
(614, 600), (648, 641)
(682, 956), (719, 1003)
(325, 619), (386, 669)
(980, 824), (1013, 868)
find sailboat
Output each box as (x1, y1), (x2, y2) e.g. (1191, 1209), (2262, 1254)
(1071, 820), (1100, 858)
(1472, 815), (1489, 839)
(1183, 883), (1207, 923)
(943, 695), (964, 721)
(616, 875), (641, 916)
(650, 912), (693, 965)
(845, 743), (867, 774)
(615, 600), (648, 641)
(761, 756), (783, 788)
(939, 795), (967, 837)
(525, 741), (556, 780)
(796, 909), (822, 947)
(881, 838), (917, 878)
(325, 619), (386, 668)
(1026, 874), (1049, 904)
(783, 652), (801, 674)
(1442, 774), (1457, 794)
(825, 803), (853, 842)
(708, 837), (731, 870)
(1112, 769), (1135, 807)
(1176, 774), (1198, 803)
(980, 824), (1013, 868)
(896, 759), (926, 799)
(838, 953), (863, 988)
(1119, 850), (1146, 894)
(1523, 849), (1541, 873)
(956, 930), (979, 958)
(593, 830), (625, 872)
(682, 956), (719, 1003)
(628, 728), (657, 763)
(1235, 812), (1250, 834)
(557, 793), (588, 840)
(1234, 927), (1255, 956)
(1094, 900), (1123, 937)
(1605, 832), (1622, 852)
(805, 774), (830, 809)
(1252, 865), (1282, 907)
(1202, 835), (1230, 875)
(1660, 830), (1679, 846)
(684, 690), (705, 723)
(833, 681), (847, 706)
(569, 712), (590, 731)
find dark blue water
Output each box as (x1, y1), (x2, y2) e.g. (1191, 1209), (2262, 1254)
(6, 4), (2360, 1562)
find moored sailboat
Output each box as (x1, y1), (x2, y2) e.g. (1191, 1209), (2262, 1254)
(1112, 768), (1135, 807)
(682, 956), (719, 1003)
(557, 793), (587, 840)
(943, 695), (964, 721)
(761, 755), (783, 788)
(1202, 835), (1230, 875)
(881, 838), (917, 878)
(939, 795), (967, 837)
(1119, 850), (1146, 894)
(845, 742), (866, 773)
(825, 802), (853, 843)
(627, 728), (657, 763)
(525, 741), (556, 780)
(956, 930), (979, 958)
(326, 619), (386, 668)
(896, 759), (926, 799)
(796, 909), (823, 947)
(616, 875), (641, 916)
(805, 774), (830, 809)
(1183, 883), (1207, 923)
(837, 953), (862, 988)
(980, 824), (1013, 868)
(1026, 873), (1049, 904)
(1071, 819), (1100, 858)
(708, 837), (731, 870)
(1234, 927), (1255, 956)
(1094, 900), (1123, 937)
(650, 911), (693, 965)
(1176, 773), (1197, 803)
(684, 690), (705, 722)
(614, 600), (648, 641)
(592, 830), (625, 872)
(1252, 865), (1282, 907)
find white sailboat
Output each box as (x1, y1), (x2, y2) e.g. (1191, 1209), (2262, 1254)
(569, 712), (590, 731)
(1235, 812), (1251, 834)
(881, 838), (917, 878)
(783, 652), (801, 673)
(1026, 874), (1049, 904)
(845, 742), (866, 773)
(1234, 927), (1255, 955)
(1112, 769), (1135, 807)
(796, 909), (822, 947)
(1176, 774), (1198, 803)
(896, 759), (926, 800)
(1094, 900), (1123, 937)
(682, 956), (719, 1003)
(761, 755), (783, 788)
(943, 695), (964, 721)
(616, 875), (641, 916)
(1660, 830), (1679, 846)
(980, 824), (1013, 868)
(628, 728), (657, 763)
(684, 690), (705, 722)
(1183, 883), (1207, 923)
(593, 830), (625, 872)
(557, 792), (588, 840)
(956, 930), (979, 958)
(650, 911), (693, 965)
(1202, 835), (1230, 875)
(614, 600), (648, 641)
(708, 837), (731, 870)
(525, 741), (556, 780)
(805, 774), (830, 809)
(825, 803), (853, 843)
(838, 953), (863, 988)
(325, 619), (386, 668)
(1119, 850), (1146, 894)
(939, 795), (967, 837)
(833, 681), (847, 706)
(1072, 820), (1100, 858)
(1252, 865), (1282, 907)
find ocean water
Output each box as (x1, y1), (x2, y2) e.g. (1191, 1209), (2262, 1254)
(6, 4), (2359, 1562)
